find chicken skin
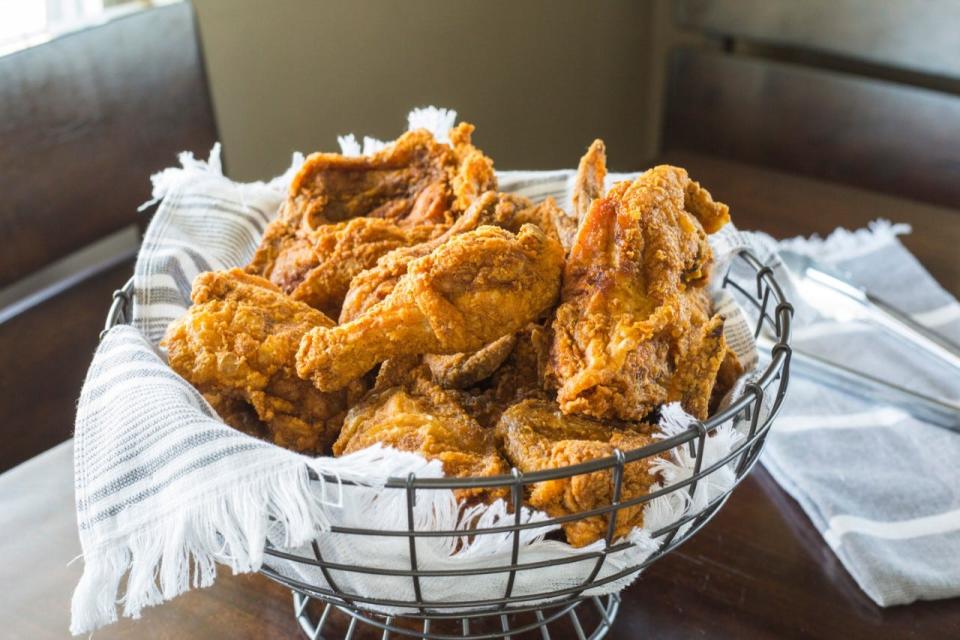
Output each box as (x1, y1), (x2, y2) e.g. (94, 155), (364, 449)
(552, 139), (608, 253)
(162, 269), (357, 453)
(297, 224), (565, 392)
(339, 191), (565, 323)
(546, 165), (731, 422)
(247, 123), (496, 298)
(423, 333), (518, 390)
(495, 399), (659, 547)
(334, 375), (509, 503)
(289, 217), (442, 318)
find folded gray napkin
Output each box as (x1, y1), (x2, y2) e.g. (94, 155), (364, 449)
(759, 222), (960, 606)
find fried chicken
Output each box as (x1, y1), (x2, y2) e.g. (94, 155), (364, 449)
(495, 399), (658, 547)
(334, 375), (509, 503)
(162, 268), (358, 453)
(339, 191), (565, 322)
(552, 139), (608, 253)
(423, 333), (517, 389)
(247, 123), (496, 298)
(546, 165), (731, 421)
(297, 224), (564, 392)
(289, 217), (442, 318)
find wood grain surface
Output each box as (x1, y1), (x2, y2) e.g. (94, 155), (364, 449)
(0, 3), (216, 286)
(664, 49), (960, 211)
(674, 0), (960, 79)
(0, 259), (134, 472)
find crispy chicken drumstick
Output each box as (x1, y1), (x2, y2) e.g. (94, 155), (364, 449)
(297, 224), (564, 392)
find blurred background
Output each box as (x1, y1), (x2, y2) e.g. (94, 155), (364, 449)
(1, 0), (958, 471)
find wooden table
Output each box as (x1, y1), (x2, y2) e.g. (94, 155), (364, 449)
(3, 154), (959, 639)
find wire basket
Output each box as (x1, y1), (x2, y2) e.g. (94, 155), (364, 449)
(103, 248), (792, 640)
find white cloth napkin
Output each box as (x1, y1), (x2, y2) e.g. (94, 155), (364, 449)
(754, 222), (960, 607)
(70, 109), (763, 634)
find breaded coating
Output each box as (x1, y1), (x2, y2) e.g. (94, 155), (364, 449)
(334, 376), (509, 503)
(289, 217), (442, 318)
(247, 123), (496, 299)
(495, 399), (658, 547)
(546, 166), (731, 421)
(423, 333), (517, 389)
(161, 269), (356, 453)
(556, 139), (608, 252)
(339, 191), (565, 322)
(297, 224), (564, 391)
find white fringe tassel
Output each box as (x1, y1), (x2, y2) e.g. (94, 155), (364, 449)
(778, 218), (911, 262)
(338, 106), (459, 156)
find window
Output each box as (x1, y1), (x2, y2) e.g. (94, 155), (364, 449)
(0, 0), (163, 56)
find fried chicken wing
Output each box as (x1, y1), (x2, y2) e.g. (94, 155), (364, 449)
(334, 376), (509, 502)
(495, 399), (658, 547)
(551, 139), (608, 253)
(547, 165), (731, 421)
(339, 191), (563, 322)
(297, 224), (564, 392)
(247, 123), (496, 298)
(162, 268), (357, 453)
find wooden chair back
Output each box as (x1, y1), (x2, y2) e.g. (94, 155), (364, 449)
(0, 2), (217, 471)
(661, 0), (960, 209)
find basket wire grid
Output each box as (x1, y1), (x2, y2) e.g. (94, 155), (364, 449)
(103, 249), (792, 640)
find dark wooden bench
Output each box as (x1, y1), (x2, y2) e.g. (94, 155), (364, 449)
(0, 3), (217, 472)
(659, 0), (960, 211)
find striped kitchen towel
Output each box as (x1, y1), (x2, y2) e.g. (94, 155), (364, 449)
(758, 221), (960, 606)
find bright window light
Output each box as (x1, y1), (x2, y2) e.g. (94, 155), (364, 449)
(0, 0), (107, 55)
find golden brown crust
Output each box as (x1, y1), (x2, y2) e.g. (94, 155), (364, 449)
(495, 399), (658, 547)
(546, 166), (731, 422)
(161, 269), (353, 453)
(339, 191), (563, 323)
(560, 139), (608, 252)
(247, 123), (497, 306)
(289, 217), (443, 318)
(335, 376), (509, 503)
(297, 224), (564, 392)
(423, 333), (517, 390)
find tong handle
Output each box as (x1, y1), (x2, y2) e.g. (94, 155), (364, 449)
(865, 293), (960, 372)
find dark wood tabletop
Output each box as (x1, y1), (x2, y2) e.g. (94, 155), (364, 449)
(3, 153), (959, 639)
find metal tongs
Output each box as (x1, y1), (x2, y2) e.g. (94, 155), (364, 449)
(760, 250), (960, 430)
(780, 250), (960, 371)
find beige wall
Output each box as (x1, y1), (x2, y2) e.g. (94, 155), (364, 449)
(192, 0), (659, 181)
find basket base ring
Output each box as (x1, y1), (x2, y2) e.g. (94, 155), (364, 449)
(291, 591), (621, 640)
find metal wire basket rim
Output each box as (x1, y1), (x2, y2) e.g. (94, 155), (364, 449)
(103, 249), (791, 491)
(283, 412), (774, 541)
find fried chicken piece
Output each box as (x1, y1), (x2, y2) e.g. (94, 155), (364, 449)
(247, 123), (496, 297)
(340, 191), (563, 322)
(162, 269), (356, 453)
(547, 166), (731, 422)
(665, 291), (729, 419)
(423, 333), (517, 389)
(288, 217), (442, 317)
(334, 376), (509, 503)
(552, 139), (608, 253)
(709, 348), (743, 414)
(495, 399), (659, 547)
(298, 224), (564, 392)
(439, 323), (552, 429)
